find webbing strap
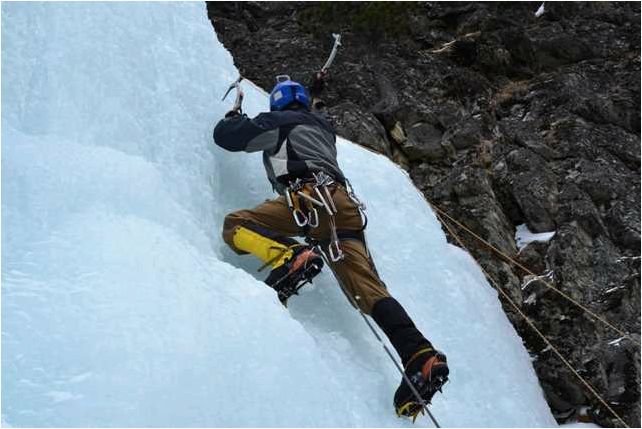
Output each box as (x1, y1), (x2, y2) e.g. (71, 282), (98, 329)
(314, 229), (365, 249)
(405, 347), (435, 370)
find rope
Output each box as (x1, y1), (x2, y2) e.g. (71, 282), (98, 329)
(428, 202), (640, 347)
(436, 211), (631, 428)
(308, 134), (638, 346)
(237, 75), (633, 424)
(315, 245), (441, 428)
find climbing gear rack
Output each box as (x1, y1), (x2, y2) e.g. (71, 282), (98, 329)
(285, 172), (346, 262)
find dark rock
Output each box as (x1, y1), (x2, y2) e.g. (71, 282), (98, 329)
(434, 99), (467, 129)
(517, 241), (549, 275)
(401, 121), (445, 161)
(501, 147), (559, 232)
(332, 101), (391, 156)
(207, 2), (641, 426)
(605, 199), (641, 252)
(557, 184), (606, 238)
(443, 117), (485, 150)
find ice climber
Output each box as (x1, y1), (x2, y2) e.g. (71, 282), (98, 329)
(213, 73), (449, 418)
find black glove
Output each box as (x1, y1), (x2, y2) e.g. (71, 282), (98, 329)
(309, 70), (328, 97)
(224, 109), (241, 118)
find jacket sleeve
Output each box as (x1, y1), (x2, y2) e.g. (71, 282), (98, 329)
(213, 112), (281, 153)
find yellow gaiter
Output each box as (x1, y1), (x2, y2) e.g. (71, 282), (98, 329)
(232, 226), (297, 269)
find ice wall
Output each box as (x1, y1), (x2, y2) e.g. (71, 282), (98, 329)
(2, 2), (556, 427)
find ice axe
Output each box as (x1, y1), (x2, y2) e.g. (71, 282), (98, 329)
(320, 33), (341, 74)
(221, 76), (244, 114)
(309, 34), (341, 95)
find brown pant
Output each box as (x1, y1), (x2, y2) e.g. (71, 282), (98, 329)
(222, 184), (391, 313)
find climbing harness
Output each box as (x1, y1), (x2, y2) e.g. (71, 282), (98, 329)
(285, 172), (349, 262)
(221, 76), (244, 114)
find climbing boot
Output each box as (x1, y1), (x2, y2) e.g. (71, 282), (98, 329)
(394, 348), (449, 420)
(265, 245), (323, 305)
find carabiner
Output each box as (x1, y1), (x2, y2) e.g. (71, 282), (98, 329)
(285, 188), (294, 209)
(308, 208), (320, 228)
(314, 186), (334, 216)
(292, 209), (308, 227)
(322, 185), (338, 214)
(296, 190), (325, 207)
(328, 240), (344, 262)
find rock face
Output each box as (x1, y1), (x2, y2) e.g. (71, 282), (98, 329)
(207, 2), (640, 426)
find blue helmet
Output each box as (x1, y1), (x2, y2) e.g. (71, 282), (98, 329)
(269, 75), (310, 111)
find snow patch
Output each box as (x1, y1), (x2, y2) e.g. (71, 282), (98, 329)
(604, 285), (627, 294)
(516, 224), (556, 249)
(608, 337), (626, 347)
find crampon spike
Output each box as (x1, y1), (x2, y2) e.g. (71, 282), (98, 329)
(412, 407), (426, 423)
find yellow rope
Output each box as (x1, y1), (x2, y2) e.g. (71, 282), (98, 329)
(429, 202), (639, 347)
(436, 211), (631, 428)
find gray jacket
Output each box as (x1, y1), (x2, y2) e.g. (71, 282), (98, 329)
(213, 108), (345, 194)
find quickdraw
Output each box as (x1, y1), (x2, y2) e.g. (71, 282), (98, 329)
(285, 172), (345, 262)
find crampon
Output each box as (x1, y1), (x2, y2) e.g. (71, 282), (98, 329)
(265, 247), (323, 305)
(394, 350), (449, 423)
